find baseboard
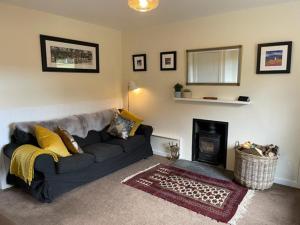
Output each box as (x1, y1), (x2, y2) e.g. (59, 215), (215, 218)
(274, 177), (299, 189)
(0, 183), (12, 190)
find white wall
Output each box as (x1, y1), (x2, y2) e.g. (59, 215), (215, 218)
(123, 2), (300, 188)
(0, 4), (123, 189)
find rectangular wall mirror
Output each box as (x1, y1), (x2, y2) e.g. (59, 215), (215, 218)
(187, 45), (242, 86)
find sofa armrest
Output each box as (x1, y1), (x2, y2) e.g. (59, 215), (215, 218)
(135, 124), (153, 138)
(3, 143), (22, 159)
(3, 143), (56, 176)
(34, 155), (56, 176)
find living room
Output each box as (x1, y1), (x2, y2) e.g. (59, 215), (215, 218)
(0, 0), (299, 224)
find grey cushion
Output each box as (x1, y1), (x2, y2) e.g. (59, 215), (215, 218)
(56, 153), (95, 174)
(83, 143), (123, 162)
(106, 135), (145, 153)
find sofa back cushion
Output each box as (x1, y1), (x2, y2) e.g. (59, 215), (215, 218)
(12, 128), (38, 146)
(73, 130), (103, 148)
(105, 135), (146, 153)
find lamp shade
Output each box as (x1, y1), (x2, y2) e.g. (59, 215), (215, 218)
(128, 81), (138, 91)
(128, 0), (159, 12)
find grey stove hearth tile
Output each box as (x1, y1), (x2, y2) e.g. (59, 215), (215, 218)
(171, 159), (234, 182)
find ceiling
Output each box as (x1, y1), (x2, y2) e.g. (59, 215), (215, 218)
(0, 0), (298, 30)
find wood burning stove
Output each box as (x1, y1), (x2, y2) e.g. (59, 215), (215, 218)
(192, 119), (228, 167)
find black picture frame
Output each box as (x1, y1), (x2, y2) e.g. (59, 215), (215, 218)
(40, 35), (100, 73)
(160, 51), (177, 71)
(132, 54), (147, 72)
(256, 41), (292, 74)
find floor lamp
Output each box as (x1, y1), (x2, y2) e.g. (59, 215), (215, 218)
(128, 81), (139, 111)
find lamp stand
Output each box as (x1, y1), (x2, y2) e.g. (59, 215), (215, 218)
(127, 86), (130, 111)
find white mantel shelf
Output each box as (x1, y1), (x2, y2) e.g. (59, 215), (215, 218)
(174, 97), (251, 105)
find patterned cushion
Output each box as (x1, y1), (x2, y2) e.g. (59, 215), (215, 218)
(56, 127), (84, 154)
(120, 109), (143, 136)
(107, 112), (134, 140)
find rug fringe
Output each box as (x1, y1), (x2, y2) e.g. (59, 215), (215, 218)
(121, 163), (161, 183)
(228, 190), (255, 225)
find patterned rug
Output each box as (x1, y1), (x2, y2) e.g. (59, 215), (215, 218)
(122, 164), (254, 225)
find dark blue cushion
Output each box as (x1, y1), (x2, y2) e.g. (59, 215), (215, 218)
(83, 143), (123, 162)
(56, 153), (95, 174)
(105, 135), (145, 153)
(73, 130), (102, 148)
(12, 128), (38, 146)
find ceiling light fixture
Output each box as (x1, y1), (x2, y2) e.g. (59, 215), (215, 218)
(128, 0), (159, 12)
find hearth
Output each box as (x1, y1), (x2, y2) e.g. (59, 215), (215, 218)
(192, 119), (228, 167)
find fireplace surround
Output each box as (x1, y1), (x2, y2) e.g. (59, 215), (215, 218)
(192, 119), (228, 167)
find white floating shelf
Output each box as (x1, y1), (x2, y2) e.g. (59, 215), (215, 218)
(174, 97), (251, 105)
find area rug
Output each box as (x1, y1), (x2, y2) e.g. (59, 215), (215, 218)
(122, 164), (254, 225)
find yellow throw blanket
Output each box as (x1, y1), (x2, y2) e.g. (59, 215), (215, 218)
(10, 144), (59, 185)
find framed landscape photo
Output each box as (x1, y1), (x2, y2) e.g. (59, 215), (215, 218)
(160, 51), (177, 71)
(132, 54), (147, 72)
(256, 41), (292, 74)
(40, 35), (99, 73)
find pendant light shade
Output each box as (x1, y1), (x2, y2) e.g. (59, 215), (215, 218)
(128, 0), (159, 12)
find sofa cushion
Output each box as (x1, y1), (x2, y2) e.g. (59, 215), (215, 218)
(12, 128), (38, 146)
(99, 126), (112, 142)
(57, 127), (83, 154)
(73, 130), (102, 148)
(34, 125), (71, 157)
(105, 135), (145, 153)
(83, 143), (123, 162)
(56, 153), (95, 174)
(107, 112), (134, 140)
(120, 109), (143, 136)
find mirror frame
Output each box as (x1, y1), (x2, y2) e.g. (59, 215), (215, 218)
(186, 45), (242, 86)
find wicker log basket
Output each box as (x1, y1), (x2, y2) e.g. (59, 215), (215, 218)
(234, 143), (278, 190)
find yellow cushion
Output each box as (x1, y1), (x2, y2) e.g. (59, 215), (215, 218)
(34, 125), (71, 157)
(120, 109), (143, 136)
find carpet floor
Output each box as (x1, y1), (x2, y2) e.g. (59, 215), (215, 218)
(0, 156), (299, 225)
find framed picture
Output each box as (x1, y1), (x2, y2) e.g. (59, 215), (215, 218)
(256, 41), (292, 74)
(160, 51), (177, 71)
(132, 54), (147, 71)
(40, 35), (99, 73)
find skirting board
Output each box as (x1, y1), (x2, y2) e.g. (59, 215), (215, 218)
(274, 177), (300, 189)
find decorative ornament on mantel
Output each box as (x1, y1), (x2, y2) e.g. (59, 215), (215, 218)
(128, 0), (160, 12)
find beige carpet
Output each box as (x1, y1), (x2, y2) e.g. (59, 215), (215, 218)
(0, 156), (299, 225)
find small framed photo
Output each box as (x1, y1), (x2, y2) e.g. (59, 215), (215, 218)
(40, 35), (99, 73)
(256, 41), (292, 74)
(160, 51), (177, 71)
(132, 54), (147, 72)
